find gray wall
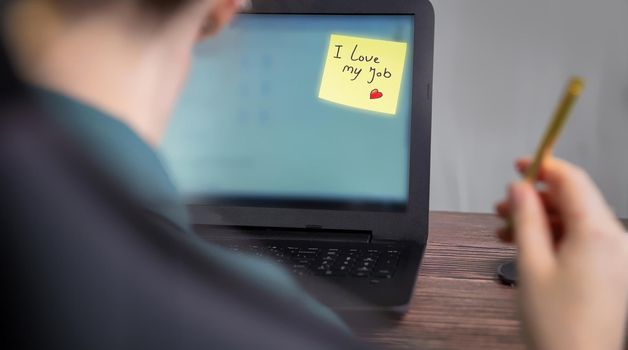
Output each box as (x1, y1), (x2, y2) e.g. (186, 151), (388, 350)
(430, 0), (628, 217)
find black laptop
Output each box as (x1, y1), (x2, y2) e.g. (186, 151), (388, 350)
(161, 0), (434, 315)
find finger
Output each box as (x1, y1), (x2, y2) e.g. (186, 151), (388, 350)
(510, 181), (556, 277)
(517, 157), (620, 236)
(535, 158), (618, 235)
(495, 192), (558, 219)
(496, 214), (564, 245)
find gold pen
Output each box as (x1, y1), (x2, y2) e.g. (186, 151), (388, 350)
(524, 77), (585, 182)
(505, 77), (585, 230)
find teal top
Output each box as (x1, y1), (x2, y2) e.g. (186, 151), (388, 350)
(33, 88), (349, 333)
(34, 88), (190, 231)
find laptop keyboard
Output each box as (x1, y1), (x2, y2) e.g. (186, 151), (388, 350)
(223, 242), (402, 280)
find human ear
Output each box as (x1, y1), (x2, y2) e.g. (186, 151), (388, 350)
(198, 0), (241, 40)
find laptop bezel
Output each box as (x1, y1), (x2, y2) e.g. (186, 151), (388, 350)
(188, 0), (434, 243)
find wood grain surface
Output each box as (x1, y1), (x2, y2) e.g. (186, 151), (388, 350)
(358, 212), (628, 350)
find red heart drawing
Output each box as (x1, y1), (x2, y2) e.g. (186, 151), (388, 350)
(370, 89), (384, 100)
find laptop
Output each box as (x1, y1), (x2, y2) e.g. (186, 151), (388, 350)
(161, 0), (434, 316)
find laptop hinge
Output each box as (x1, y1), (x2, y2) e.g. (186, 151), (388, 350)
(193, 225), (372, 243)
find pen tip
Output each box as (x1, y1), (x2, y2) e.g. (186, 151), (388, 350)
(569, 76), (585, 95)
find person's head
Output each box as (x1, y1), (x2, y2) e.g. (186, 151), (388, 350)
(3, 0), (245, 145)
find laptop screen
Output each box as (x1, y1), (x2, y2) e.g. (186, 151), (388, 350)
(161, 14), (415, 211)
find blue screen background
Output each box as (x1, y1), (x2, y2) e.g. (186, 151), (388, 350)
(161, 14), (414, 206)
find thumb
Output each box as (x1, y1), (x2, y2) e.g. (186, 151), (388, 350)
(510, 181), (556, 278)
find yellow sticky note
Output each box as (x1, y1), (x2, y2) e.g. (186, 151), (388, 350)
(318, 34), (408, 116)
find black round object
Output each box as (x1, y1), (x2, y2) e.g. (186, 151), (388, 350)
(497, 261), (518, 287)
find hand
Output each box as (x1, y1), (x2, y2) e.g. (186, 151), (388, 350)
(495, 157), (628, 350)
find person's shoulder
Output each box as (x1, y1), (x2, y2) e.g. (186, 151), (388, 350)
(0, 92), (160, 230)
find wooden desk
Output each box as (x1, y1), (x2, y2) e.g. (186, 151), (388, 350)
(359, 212), (626, 350)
